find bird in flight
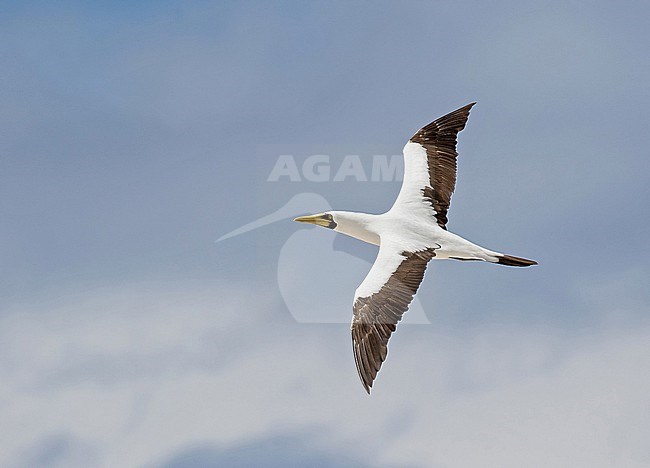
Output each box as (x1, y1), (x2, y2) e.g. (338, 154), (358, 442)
(294, 103), (537, 394)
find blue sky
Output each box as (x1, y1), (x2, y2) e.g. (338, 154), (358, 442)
(1, 1), (649, 466)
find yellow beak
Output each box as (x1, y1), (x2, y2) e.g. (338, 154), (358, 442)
(293, 214), (333, 228)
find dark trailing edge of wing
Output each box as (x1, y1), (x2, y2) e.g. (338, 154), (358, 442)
(351, 248), (437, 394)
(410, 102), (476, 230)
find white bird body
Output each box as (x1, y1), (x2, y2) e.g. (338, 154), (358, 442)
(331, 210), (499, 260)
(294, 103), (536, 393)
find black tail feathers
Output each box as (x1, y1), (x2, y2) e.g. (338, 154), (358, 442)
(497, 254), (538, 267)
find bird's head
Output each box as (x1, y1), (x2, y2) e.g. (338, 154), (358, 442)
(293, 212), (338, 230)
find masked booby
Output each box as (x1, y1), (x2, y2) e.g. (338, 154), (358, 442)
(294, 103), (537, 394)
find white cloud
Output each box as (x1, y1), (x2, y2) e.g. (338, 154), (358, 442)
(1, 278), (649, 467)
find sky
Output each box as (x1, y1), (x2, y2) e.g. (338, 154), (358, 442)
(1, 1), (649, 466)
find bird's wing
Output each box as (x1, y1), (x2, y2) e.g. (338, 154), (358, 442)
(391, 102), (475, 230)
(351, 241), (437, 393)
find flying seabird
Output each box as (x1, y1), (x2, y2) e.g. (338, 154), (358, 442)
(294, 103), (537, 394)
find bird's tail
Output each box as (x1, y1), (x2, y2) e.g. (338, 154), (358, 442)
(495, 254), (537, 267)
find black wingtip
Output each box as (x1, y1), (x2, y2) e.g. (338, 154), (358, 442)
(360, 376), (372, 394)
(497, 254), (538, 267)
(443, 102), (476, 119)
(458, 102), (476, 113)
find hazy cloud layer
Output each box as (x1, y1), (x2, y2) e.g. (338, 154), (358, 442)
(1, 278), (649, 467)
